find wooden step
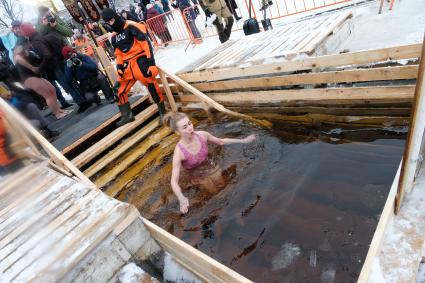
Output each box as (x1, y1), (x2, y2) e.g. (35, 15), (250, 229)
(71, 104), (158, 169)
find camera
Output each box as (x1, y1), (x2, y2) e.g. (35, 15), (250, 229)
(45, 13), (56, 24)
(71, 57), (82, 66)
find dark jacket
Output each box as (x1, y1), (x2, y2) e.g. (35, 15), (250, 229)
(64, 53), (99, 90)
(28, 32), (55, 78)
(161, 0), (171, 12)
(174, 0), (197, 20)
(146, 7), (167, 33)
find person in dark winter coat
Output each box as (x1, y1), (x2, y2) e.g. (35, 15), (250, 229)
(121, 9), (140, 22)
(224, 0), (241, 20)
(146, 4), (172, 44)
(172, 0), (201, 40)
(19, 23), (91, 113)
(62, 46), (115, 104)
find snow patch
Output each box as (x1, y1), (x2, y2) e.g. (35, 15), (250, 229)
(163, 253), (201, 283)
(369, 258), (387, 283)
(117, 263), (150, 283)
(320, 266), (336, 283)
(271, 242), (301, 271)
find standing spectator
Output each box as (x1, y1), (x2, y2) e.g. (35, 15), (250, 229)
(146, 4), (172, 45)
(152, 0), (165, 14)
(121, 9), (140, 22)
(172, 0), (202, 41)
(73, 32), (95, 58)
(129, 5), (141, 21)
(135, 4), (147, 21)
(28, 19), (91, 113)
(13, 43), (71, 119)
(36, 7), (89, 111)
(224, 0), (242, 21)
(198, 0), (233, 43)
(0, 22), (19, 64)
(36, 6), (74, 38)
(62, 46), (115, 104)
(91, 22), (103, 36)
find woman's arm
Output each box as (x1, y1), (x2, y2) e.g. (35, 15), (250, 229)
(199, 131), (256, 146)
(171, 148), (189, 213)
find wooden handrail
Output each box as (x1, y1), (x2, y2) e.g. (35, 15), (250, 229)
(158, 67), (272, 128)
(0, 98), (95, 187)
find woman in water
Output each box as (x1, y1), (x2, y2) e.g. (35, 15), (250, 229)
(166, 112), (256, 214)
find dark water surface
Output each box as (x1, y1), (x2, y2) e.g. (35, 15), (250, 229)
(117, 115), (405, 282)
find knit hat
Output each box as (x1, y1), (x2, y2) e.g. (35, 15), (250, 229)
(101, 8), (125, 32)
(61, 45), (74, 59)
(20, 23), (36, 37)
(101, 8), (117, 22)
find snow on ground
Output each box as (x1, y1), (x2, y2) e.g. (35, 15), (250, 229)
(154, 30), (245, 73)
(332, 0), (425, 52)
(163, 252), (202, 283)
(418, 259), (425, 283)
(117, 262), (160, 283)
(154, 0), (425, 74)
(369, 164), (425, 283)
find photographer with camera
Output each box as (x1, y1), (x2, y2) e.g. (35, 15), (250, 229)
(36, 6), (73, 39)
(62, 46), (115, 105)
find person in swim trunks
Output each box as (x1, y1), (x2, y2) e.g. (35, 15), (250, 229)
(165, 112), (256, 214)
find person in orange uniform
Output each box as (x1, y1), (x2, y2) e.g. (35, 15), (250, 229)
(101, 8), (166, 126)
(0, 112), (19, 173)
(73, 33), (94, 58)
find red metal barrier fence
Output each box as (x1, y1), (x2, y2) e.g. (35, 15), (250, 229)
(141, 0), (354, 44)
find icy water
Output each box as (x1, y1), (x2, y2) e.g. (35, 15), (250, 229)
(116, 115), (405, 282)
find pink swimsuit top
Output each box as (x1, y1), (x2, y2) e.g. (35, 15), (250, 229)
(178, 132), (209, 170)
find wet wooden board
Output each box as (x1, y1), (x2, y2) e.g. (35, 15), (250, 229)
(178, 43), (422, 83)
(181, 11), (352, 73)
(58, 95), (149, 156)
(189, 65), (419, 93)
(176, 85), (416, 106)
(0, 160), (133, 283)
(71, 104), (158, 168)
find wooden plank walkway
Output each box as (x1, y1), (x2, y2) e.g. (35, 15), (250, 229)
(179, 10), (352, 73)
(0, 160), (135, 282)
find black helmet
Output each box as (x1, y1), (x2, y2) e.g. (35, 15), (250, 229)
(101, 8), (125, 32)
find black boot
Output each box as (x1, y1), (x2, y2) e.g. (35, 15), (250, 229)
(40, 127), (60, 141)
(60, 102), (74, 109)
(214, 20), (228, 43)
(158, 101), (166, 124)
(116, 102), (135, 127)
(224, 17), (234, 39)
(77, 101), (91, 113)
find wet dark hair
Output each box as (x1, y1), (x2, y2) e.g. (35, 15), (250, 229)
(164, 112), (188, 132)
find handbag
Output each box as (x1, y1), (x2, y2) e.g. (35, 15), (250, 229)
(243, 0), (260, 35)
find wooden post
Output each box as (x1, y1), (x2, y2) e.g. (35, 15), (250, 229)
(158, 67), (272, 128)
(159, 70), (178, 112)
(395, 33), (425, 213)
(0, 98), (95, 187)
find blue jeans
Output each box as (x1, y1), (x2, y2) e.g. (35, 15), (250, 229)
(54, 67), (86, 105)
